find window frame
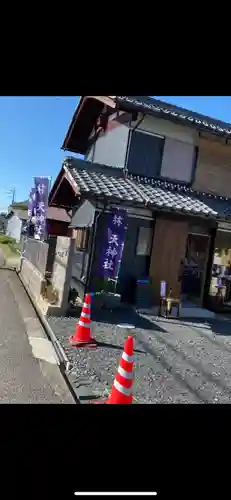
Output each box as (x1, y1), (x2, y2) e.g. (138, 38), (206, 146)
(136, 226), (153, 257)
(126, 127), (198, 186)
(159, 136), (198, 185)
(126, 128), (165, 178)
(75, 227), (90, 252)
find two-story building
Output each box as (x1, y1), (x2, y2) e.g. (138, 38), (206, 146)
(49, 96), (231, 313)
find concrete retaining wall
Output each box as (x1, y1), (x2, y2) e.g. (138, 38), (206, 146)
(20, 258), (44, 299)
(20, 236), (75, 317)
(19, 257), (50, 313)
(51, 237), (75, 311)
(19, 256), (68, 317)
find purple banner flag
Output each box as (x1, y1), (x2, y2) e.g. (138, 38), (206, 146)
(28, 187), (36, 218)
(34, 177), (50, 240)
(100, 209), (127, 278)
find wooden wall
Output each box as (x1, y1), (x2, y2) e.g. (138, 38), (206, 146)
(48, 220), (71, 237)
(193, 137), (231, 197)
(149, 218), (189, 303)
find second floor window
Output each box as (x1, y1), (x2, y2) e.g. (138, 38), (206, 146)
(160, 137), (196, 183)
(126, 129), (196, 184)
(127, 130), (164, 178)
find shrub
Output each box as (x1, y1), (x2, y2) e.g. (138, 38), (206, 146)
(0, 235), (16, 245)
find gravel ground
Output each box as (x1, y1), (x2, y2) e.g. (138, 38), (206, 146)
(48, 308), (231, 404)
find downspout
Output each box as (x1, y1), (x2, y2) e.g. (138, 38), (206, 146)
(124, 112), (145, 178)
(85, 205), (106, 294)
(88, 109), (110, 162)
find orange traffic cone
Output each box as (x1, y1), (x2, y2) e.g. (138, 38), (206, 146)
(105, 336), (134, 404)
(69, 293), (97, 348)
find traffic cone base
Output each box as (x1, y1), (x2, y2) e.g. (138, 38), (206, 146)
(69, 335), (97, 348)
(105, 385), (133, 404)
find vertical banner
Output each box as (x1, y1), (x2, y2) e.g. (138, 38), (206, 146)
(100, 209), (127, 278)
(34, 177), (50, 240)
(26, 187), (37, 237)
(28, 187), (36, 218)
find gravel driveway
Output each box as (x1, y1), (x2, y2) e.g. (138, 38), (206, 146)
(48, 308), (231, 404)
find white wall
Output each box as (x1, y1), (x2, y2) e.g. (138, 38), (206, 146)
(92, 124), (130, 168)
(134, 113), (198, 146)
(86, 111), (199, 182)
(6, 215), (22, 242)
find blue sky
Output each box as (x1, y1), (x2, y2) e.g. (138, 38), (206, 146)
(1, 95), (231, 212)
(0, 96), (80, 211)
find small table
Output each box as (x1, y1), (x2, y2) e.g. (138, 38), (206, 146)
(159, 297), (181, 318)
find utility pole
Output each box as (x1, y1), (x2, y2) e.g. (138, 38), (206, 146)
(2, 188), (16, 212)
(12, 188), (15, 204)
(6, 188), (15, 205)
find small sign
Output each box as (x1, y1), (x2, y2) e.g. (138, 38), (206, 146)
(160, 280), (166, 297)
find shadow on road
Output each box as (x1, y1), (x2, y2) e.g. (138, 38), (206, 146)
(68, 307), (166, 332)
(96, 340), (145, 354)
(177, 317), (231, 337)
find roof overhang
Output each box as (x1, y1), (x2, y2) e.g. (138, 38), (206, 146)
(115, 96), (231, 141)
(47, 206), (71, 223)
(69, 199), (96, 228)
(48, 165), (80, 209)
(61, 96), (117, 154)
(61, 95), (231, 156)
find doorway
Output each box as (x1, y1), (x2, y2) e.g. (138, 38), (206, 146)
(181, 233), (210, 306)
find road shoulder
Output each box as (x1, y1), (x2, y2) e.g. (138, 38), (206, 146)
(7, 270), (75, 404)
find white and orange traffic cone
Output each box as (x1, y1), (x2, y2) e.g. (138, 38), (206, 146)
(105, 336), (134, 404)
(69, 293), (97, 348)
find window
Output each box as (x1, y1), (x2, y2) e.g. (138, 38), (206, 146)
(136, 226), (153, 256)
(76, 228), (89, 251)
(160, 137), (196, 183)
(127, 130), (164, 177)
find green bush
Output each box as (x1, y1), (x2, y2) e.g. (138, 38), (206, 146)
(0, 235), (16, 245)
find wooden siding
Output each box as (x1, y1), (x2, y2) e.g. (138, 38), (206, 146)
(149, 218), (188, 303)
(193, 137), (231, 197)
(47, 220), (71, 237)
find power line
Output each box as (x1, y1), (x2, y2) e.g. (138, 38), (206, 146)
(3, 188), (16, 205)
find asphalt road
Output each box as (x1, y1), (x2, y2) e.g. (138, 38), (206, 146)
(0, 267), (75, 403)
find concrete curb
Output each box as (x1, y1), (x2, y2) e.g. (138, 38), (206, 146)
(17, 270), (81, 404)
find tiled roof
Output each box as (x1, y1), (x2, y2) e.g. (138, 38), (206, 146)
(115, 96), (231, 139)
(63, 158), (230, 219)
(7, 209), (28, 221)
(65, 160), (145, 205)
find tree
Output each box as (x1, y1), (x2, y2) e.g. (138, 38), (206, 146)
(0, 212), (7, 233)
